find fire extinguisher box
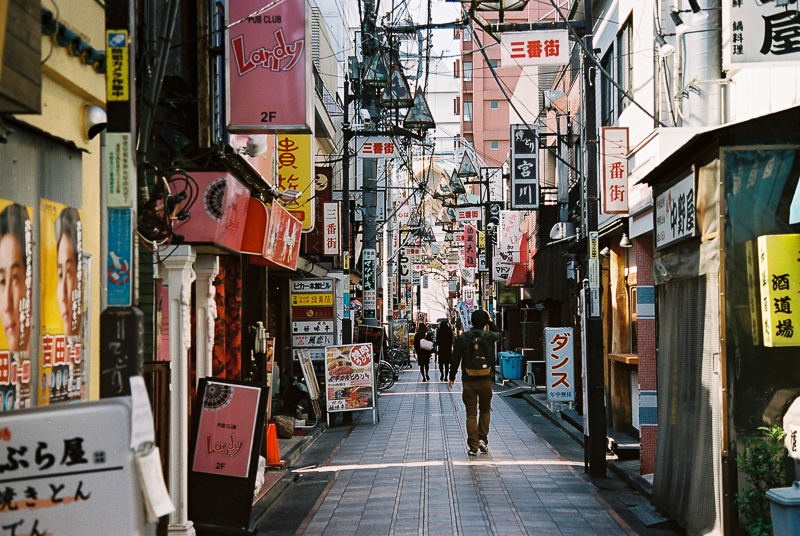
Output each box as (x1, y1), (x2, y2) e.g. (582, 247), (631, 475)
(172, 172), (250, 252)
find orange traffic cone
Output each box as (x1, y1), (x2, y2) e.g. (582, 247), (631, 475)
(266, 423), (284, 467)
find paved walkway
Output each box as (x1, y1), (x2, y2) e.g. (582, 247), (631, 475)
(282, 370), (640, 536)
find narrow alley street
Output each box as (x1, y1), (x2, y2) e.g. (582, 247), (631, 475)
(251, 369), (686, 535)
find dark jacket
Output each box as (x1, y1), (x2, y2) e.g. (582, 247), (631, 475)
(450, 324), (501, 382)
(414, 329), (434, 366)
(436, 323), (453, 363)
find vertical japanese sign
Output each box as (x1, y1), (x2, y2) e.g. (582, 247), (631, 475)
(544, 327), (575, 402)
(276, 134), (314, 231)
(510, 124), (540, 209)
(601, 126), (629, 214)
(192, 381), (262, 478)
(324, 343), (375, 413)
(726, 2), (800, 68)
(757, 234), (800, 347)
(226, 0), (312, 132)
(362, 248), (377, 320)
(105, 30), (129, 101)
(500, 29), (570, 66)
(654, 172), (696, 250)
(39, 200), (86, 405)
(0, 200), (33, 411)
(464, 224), (477, 268)
(323, 202), (340, 255)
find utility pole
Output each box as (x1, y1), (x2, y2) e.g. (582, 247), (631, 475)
(342, 79), (352, 344)
(360, 0), (381, 327)
(582, 0), (607, 478)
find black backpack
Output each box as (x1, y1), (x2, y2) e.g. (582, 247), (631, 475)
(464, 332), (493, 377)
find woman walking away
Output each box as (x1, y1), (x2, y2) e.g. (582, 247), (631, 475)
(436, 319), (453, 382)
(414, 323), (434, 382)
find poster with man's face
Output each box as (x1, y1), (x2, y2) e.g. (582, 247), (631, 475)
(39, 199), (86, 404)
(0, 199), (33, 411)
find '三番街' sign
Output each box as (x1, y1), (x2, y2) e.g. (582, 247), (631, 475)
(500, 30), (570, 66)
(757, 234), (800, 347)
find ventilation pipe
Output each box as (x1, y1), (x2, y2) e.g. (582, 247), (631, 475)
(676, 0), (725, 127)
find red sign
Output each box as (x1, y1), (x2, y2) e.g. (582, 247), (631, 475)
(226, 0), (312, 133)
(263, 202), (302, 270)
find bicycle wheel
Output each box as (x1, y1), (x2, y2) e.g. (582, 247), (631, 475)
(377, 362), (395, 390)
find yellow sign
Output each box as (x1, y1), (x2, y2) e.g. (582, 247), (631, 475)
(106, 30), (129, 102)
(757, 234), (800, 347)
(291, 293), (334, 307)
(277, 134), (314, 232)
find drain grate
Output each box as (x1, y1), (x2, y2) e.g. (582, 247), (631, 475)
(629, 504), (672, 528)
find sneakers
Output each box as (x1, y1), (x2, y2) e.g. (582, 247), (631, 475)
(467, 449), (478, 456)
(478, 440), (489, 453)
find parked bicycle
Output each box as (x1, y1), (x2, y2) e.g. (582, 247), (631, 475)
(376, 359), (398, 391)
(386, 347), (411, 370)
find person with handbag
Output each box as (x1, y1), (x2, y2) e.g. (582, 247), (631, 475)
(414, 323), (434, 382)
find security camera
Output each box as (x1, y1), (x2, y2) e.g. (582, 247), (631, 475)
(244, 134), (268, 157)
(84, 105), (107, 139)
(359, 108), (371, 124)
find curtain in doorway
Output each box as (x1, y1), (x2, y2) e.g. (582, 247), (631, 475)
(212, 256), (242, 379)
(653, 273), (723, 534)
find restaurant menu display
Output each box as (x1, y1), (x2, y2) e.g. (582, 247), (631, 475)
(324, 343), (375, 413)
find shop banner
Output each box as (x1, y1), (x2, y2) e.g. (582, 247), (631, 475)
(276, 134), (314, 231)
(0, 199), (33, 411)
(192, 381), (262, 478)
(757, 234), (800, 347)
(726, 2), (800, 68)
(1, 398), (146, 535)
(464, 224), (477, 268)
(601, 126), (629, 214)
(324, 343), (375, 413)
(500, 29), (570, 66)
(226, 0), (312, 132)
(263, 201), (302, 269)
(39, 199), (86, 405)
(544, 327), (575, 402)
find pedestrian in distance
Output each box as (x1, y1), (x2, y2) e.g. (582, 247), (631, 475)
(448, 309), (500, 456)
(436, 319), (453, 382)
(414, 322), (433, 382)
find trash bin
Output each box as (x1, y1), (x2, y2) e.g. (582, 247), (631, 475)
(498, 351), (524, 380)
(766, 481), (800, 535)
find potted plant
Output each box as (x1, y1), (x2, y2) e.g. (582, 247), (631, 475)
(736, 425), (789, 536)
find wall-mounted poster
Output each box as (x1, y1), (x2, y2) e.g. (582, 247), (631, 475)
(39, 199), (87, 405)
(0, 199), (34, 411)
(324, 343), (375, 419)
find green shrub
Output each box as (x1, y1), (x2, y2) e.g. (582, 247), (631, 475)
(736, 425), (788, 536)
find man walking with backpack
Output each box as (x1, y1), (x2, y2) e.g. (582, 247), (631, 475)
(448, 309), (501, 456)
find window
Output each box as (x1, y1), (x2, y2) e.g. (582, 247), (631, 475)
(489, 59), (499, 69)
(463, 25), (472, 42)
(490, 140), (500, 150)
(454, 60), (460, 78)
(600, 49), (615, 125)
(617, 17), (633, 112)
(489, 100), (499, 110)
(463, 101), (473, 121)
(453, 96), (461, 115)
(463, 61), (473, 82)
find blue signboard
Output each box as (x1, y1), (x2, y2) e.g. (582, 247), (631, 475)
(107, 208), (133, 306)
